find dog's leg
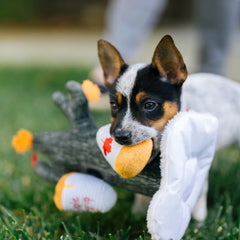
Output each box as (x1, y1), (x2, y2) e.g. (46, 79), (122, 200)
(192, 179), (208, 222)
(132, 193), (151, 214)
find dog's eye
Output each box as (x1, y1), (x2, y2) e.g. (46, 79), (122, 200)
(111, 102), (118, 112)
(144, 101), (157, 111)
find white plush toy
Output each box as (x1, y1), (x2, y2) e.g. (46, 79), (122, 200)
(54, 172), (117, 213)
(146, 111), (218, 240)
(54, 111), (218, 240)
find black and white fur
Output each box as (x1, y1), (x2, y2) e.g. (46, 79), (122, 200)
(98, 35), (240, 222)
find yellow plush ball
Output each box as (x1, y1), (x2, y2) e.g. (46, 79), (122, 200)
(115, 139), (153, 178)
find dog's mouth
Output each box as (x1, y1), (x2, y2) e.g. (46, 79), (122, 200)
(112, 129), (161, 163)
(149, 138), (160, 162)
(113, 135), (159, 163)
(114, 137), (132, 146)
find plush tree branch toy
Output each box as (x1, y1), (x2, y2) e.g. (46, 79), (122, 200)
(12, 80), (161, 195)
(12, 80), (218, 240)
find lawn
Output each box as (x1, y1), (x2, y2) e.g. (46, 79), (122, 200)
(0, 66), (240, 240)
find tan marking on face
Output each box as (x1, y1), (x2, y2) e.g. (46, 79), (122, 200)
(148, 101), (178, 130)
(111, 117), (116, 124)
(135, 92), (147, 105)
(116, 92), (122, 105)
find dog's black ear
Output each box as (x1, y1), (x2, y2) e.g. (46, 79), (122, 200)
(152, 35), (187, 86)
(98, 39), (125, 87)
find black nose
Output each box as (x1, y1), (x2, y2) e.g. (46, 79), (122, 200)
(114, 129), (132, 145)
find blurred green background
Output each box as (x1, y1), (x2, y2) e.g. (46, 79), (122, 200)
(0, 0), (192, 27)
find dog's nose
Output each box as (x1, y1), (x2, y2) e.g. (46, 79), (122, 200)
(114, 129), (132, 145)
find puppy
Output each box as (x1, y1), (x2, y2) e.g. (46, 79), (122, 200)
(98, 35), (186, 158)
(97, 35), (240, 221)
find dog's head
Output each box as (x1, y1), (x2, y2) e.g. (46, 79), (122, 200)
(98, 35), (187, 158)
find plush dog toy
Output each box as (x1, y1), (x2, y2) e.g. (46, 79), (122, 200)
(12, 80), (218, 240)
(96, 125), (153, 178)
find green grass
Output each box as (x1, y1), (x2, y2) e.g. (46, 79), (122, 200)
(0, 66), (240, 239)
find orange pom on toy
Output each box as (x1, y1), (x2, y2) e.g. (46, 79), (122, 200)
(12, 129), (33, 154)
(82, 80), (101, 102)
